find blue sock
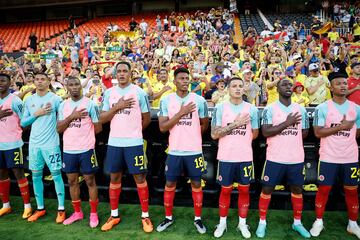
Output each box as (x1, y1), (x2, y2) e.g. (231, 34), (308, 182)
(51, 170), (65, 210)
(32, 170), (44, 209)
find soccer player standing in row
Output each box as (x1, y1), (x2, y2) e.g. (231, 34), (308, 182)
(310, 72), (360, 238)
(100, 62), (152, 232)
(256, 78), (311, 238)
(157, 67), (209, 234)
(57, 77), (102, 228)
(21, 73), (66, 223)
(0, 73), (32, 219)
(211, 77), (259, 238)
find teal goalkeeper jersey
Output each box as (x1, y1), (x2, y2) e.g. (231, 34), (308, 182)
(21, 92), (62, 148)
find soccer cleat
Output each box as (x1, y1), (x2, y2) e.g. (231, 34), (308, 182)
(28, 209), (46, 222)
(156, 218), (174, 232)
(142, 217), (154, 233)
(194, 219), (206, 234)
(101, 216), (121, 231)
(22, 207), (32, 219)
(292, 224), (311, 238)
(89, 213), (99, 228)
(0, 207), (11, 217)
(347, 223), (360, 239)
(63, 211), (83, 225)
(256, 223), (267, 238)
(310, 220), (324, 237)
(56, 211), (66, 223)
(214, 223), (227, 238)
(237, 223), (251, 239)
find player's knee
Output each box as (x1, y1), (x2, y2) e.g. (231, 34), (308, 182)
(12, 168), (24, 180)
(110, 173), (122, 183)
(165, 181), (177, 188)
(0, 168), (9, 180)
(133, 174), (146, 184)
(262, 186), (274, 195)
(191, 181), (201, 189)
(290, 185), (302, 195)
(84, 176), (96, 188)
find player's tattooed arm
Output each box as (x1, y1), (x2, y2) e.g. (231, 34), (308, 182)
(211, 113), (250, 139)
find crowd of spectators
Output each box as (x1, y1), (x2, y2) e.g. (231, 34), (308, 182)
(1, 5), (360, 109)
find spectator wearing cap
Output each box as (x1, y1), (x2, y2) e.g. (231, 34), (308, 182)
(210, 63), (225, 87)
(347, 62), (360, 105)
(305, 63), (330, 106)
(243, 69), (260, 105)
(292, 81), (309, 107)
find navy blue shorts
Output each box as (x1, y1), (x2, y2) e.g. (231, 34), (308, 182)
(104, 145), (147, 174)
(62, 149), (99, 175)
(261, 160), (305, 187)
(217, 161), (254, 186)
(165, 154), (206, 182)
(318, 161), (359, 186)
(0, 148), (24, 169)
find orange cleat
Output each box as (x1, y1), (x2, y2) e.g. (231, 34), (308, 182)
(101, 216), (121, 231)
(56, 211), (66, 223)
(22, 207), (32, 219)
(28, 209), (46, 222)
(0, 207), (11, 217)
(142, 217), (154, 233)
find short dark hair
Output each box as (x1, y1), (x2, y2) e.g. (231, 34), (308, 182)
(35, 72), (48, 79)
(115, 61), (131, 71)
(67, 76), (81, 84)
(174, 67), (189, 78)
(227, 77), (243, 87)
(0, 73), (11, 81)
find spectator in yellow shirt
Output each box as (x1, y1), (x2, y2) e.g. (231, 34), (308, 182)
(291, 82), (309, 107)
(327, 28), (340, 42)
(151, 68), (176, 108)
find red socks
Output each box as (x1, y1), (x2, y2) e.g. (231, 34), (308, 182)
(219, 186), (232, 217)
(0, 178), (10, 204)
(137, 181), (149, 213)
(192, 187), (203, 217)
(72, 200), (81, 212)
(17, 178), (30, 204)
(259, 192), (271, 220)
(89, 199), (98, 213)
(164, 186), (176, 217)
(238, 185), (250, 218)
(109, 182), (121, 210)
(315, 185), (331, 219)
(291, 193), (303, 220)
(344, 186), (359, 221)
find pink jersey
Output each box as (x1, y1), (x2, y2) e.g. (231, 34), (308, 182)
(62, 97), (95, 151)
(109, 85), (142, 139)
(266, 103), (304, 163)
(0, 94), (22, 143)
(319, 100), (358, 163)
(168, 93), (202, 152)
(217, 102), (253, 162)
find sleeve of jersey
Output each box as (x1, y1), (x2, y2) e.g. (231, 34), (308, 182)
(261, 106), (272, 125)
(57, 102), (65, 121)
(313, 105), (326, 127)
(54, 95), (62, 112)
(89, 102), (100, 123)
(301, 106), (309, 129)
(197, 96), (208, 118)
(250, 106), (260, 129)
(355, 105), (360, 129)
(211, 104), (223, 127)
(11, 96), (23, 118)
(20, 100), (36, 127)
(158, 96), (169, 117)
(137, 89), (150, 113)
(102, 90), (111, 111)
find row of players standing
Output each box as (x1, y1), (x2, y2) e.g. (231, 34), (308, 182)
(0, 62), (359, 239)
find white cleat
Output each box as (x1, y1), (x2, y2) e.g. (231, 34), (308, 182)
(310, 220), (324, 237)
(347, 223), (360, 239)
(237, 223), (251, 239)
(214, 223), (227, 238)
